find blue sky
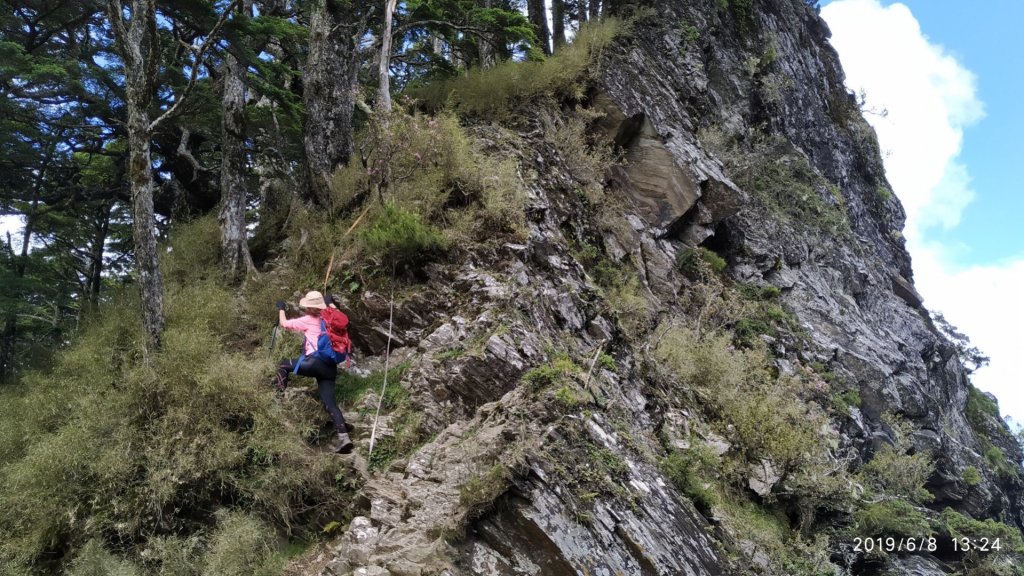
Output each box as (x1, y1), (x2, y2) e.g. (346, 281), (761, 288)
(895, 1), (1024, 267)
(822, 0), (1024, 425)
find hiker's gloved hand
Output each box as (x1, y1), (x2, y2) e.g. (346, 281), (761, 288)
(325, 293), (337, 308)
(275, 300), (286, 311)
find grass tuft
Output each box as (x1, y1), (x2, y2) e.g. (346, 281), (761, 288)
(413, 20), (620, 120)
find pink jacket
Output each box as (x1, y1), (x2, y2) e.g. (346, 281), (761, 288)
(281, 315), (322, 356)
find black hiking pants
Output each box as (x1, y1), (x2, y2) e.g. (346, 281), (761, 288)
(276, 357), (349, 435)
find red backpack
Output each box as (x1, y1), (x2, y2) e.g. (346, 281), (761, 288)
(295, 307), (352, 371)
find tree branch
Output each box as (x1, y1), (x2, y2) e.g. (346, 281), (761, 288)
(176, 128), (211, 182)
(148, 0), (241, 131)
(392, 19), (491, 38)
(104, 0), (130, 57)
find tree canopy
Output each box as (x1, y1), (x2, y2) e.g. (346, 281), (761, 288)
(0, 0), (595, 378)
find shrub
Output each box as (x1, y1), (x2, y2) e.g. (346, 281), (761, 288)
(653, 325), (827, 481)
(830, 389), (862, 415)
(963, 466), (982, 486)
(202, 512), (278, 576)
(854, 499), (931, 539)
(677, 247), (727, 277)
(604, 271), (653, 337)
(719, 499), (834, 575)
(571, 240), (652, 337)
(67, 540), (141, 576)
(460, 463), (510, 520)
(679, 21), (700, 44)
(521, 356), (579, 391)
(966, 384), (1000, 430)
(361, 204), (448, 268)
(875, 185), (893, 203)
(982, 444), (1020, 481)
(554, 385), (582, 410)
(545, 108), (614, 194)
(940, 508), (1024, 554)
(698, 127), (848, 235)
(662, 444), (720, 516)
(0, 219), (357, 573)
(858, 417), (934, 503)
(859, 445), (934, 503)
(738, 283), (781, 301)
(346, 111), (526, 249)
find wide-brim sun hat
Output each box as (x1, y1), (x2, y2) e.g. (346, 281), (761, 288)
(298, 290), (326, 309)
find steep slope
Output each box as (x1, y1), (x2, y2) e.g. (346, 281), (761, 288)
(310, 2), (1024, 576)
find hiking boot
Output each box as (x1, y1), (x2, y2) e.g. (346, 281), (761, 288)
(333, 432), (355, 454)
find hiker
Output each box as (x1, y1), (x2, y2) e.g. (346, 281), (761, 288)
(275, 290), (354, 454)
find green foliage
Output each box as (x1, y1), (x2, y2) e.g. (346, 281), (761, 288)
(932, 312), (990, 374)
(716, 0), (756, 32)
(677, 247), (727, 277)
(604, 270), (653, 337)
(459, 463), (510, 520)
(718, 500), (835, 576)
(361, 204), (449, 268)
(545, 108), (614, 196)
(413, 20), (620, 120)
(967, 384), (1001, 430)
(680, 21), (700, 45)
(963, 466), (983, 486)
(858, 417), (934, 503)
(859, 445), (934, 503)
(982, 444), (1021, 482)
(662, 444), (720, 516)
(940, 508), (1024, 553)
(654, 325), (827, 480)
(854, 499), (931, 538)
(521, 356), (580, 391)
(202, 512), (278, 576)
(571, 240), (652, 337)
(875, 185), (893, 203)
(399, 0), (536, 76)
(830, 389), (862, 415)
(350, 363), (419, 472)
(327, 111), (526, 274)
(66, 540), (141, 576)
(0, 219), (356, 573)
(699, 127), (848, 235)
(335, 365), (402, 408)
(554, 385), (582, 409)
(738, 283), (781, 301)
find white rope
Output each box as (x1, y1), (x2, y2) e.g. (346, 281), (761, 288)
(368, 284), (395, 457)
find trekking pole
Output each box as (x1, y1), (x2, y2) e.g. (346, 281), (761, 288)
(268, 323), (279, 357)
(368, 280), (396, 458)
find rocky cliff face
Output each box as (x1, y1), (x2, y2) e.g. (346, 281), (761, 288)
(312, 1), (1024, 575)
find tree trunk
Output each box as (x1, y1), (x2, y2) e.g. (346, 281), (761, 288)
(126, 103), (165, 350)
(219, 2), (255, 280)
(589, 0), (600, 21)
(477, 0), (495, 68)
(0, 318), (14, 383)
(86, 201), (112, 308)
(377, 0), (398, 112)
(304, 0), (361, 205)
(552, 0), (566, 51)
(528, 0), (551, 56)
(107, 0), (165, 351)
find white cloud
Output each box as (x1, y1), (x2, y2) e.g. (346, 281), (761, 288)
(914, 250), (1024, 423)
(823, 0), (983, 241)
(822, 0), (1024, 423)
